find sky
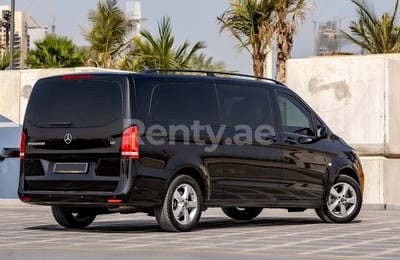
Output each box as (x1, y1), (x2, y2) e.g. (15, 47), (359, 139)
(0, 0), (398, 75)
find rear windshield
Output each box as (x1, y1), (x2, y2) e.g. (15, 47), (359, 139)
(27, 78), (123, 127)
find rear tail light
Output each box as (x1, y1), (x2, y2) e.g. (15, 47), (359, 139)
(20, 196), (31, 202)
(20, 131), (26, 159)
(121, 126), (139, 159)
(107, 199), (122, 203)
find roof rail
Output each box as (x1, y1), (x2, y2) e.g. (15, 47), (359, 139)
(142, 69), (284, 86)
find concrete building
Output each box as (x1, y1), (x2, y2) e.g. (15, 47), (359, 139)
(27, 16), (48, 51)
(314, 19), (350, 56)
(0, 5), (27, 69)
(126, 0), (142, 37)
(13, 11), (28, 69)
(0, 5), (47, 69)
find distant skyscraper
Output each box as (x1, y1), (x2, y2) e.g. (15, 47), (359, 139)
(0, 5), (47, 69)
(126, 0), (141, 37)
(315, 19), (346, 56)
(0, 5), (27, 69)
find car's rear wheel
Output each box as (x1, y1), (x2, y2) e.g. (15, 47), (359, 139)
(51, 206), (96, 228)
(315, 175), (362, 223)
(222, 207), (263, 220)
(155, 175), (202, 232)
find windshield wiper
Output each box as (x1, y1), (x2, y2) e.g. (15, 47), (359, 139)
(38, 122), (73, 126)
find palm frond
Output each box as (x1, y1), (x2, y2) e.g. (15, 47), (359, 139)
(343, 0), (400, 54)
(127, 16), (211, 71)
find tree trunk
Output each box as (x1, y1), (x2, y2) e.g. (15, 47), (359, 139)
(277, 54), (287, 84)
(252, 53), (265, 79)
(276, 23), (292, 84)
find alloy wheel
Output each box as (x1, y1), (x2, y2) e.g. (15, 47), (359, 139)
(327, 182), (357, 218)
(172, 183), (199, 225)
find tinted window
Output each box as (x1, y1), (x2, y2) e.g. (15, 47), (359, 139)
(150, 84), (218, 124)
(277, 92), (314, 135)
(217, 85), (273, 127)
(27, 79), (123, 127)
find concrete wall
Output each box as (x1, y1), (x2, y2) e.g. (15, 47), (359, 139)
(287, 54), (400, 207)
(0, 71), (21, 124)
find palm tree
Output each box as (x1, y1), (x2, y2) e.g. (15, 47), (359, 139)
(0, 43), (9, 70)
(25, 35), (84, 68)
(274, 0), (308, 83)
(0, 53), (9, 70)
(189, 53), (226, 71)
(0, 43), (21, 70)
(342, 0), (400, 54)
(84, 0), (135, 68)
(125, 16), (206, 71)
(218, 0), (276, 78)
(0, 51), (21, 70)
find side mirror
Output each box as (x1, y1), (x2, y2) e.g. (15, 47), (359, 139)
(317, 126), (329, 139)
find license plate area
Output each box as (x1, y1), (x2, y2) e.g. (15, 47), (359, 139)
(53, 163), (88, 174)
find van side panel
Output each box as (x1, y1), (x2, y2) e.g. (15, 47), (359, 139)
(130, 75), (225, 204)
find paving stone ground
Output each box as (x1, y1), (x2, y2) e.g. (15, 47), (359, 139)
(0, 202), (399, 260)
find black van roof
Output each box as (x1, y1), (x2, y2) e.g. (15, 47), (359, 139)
(143, 69), (286, 87)
(43, 69), (287, 88)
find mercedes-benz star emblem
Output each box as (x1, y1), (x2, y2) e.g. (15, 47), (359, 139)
(64, 133), (73, 144)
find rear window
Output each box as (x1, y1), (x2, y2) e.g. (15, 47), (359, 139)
(27, 78), (123, 127)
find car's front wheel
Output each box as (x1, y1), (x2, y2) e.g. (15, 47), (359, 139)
(155, 175), (202, 232)
(51, 206), (96, 228)
(222, 207), (263, 220)
(315, 175), (362, 223)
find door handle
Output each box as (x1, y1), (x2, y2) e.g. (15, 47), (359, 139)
(260, 135), (277, 143)
(284, 137), (296, 145)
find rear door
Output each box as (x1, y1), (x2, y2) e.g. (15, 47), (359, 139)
(21, 74), (129, 193)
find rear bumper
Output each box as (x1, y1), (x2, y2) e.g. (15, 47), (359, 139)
(18, 192), (130, 207)
(18, 178), (165, 208)
(18, 160), (169, 208)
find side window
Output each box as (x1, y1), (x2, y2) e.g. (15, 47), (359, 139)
(150, 84), (219, 124)
(217, 85), (273, 127)
(276, 92), (314, 136)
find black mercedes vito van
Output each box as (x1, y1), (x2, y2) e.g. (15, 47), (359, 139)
(19, 69), (364, 231)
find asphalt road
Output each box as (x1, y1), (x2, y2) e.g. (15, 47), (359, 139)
(1, 202), (400, 260)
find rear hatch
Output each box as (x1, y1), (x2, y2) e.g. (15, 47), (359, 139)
(20, 74), (131, 194)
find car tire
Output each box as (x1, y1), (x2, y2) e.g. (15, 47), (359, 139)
(221, 207), (263, 220)
(154, 175), (202, 232)
(315, 206), (333, 223)
(315, 175), (362, 223)
(51, 206), (96, 228)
